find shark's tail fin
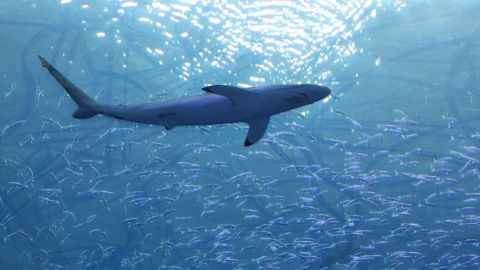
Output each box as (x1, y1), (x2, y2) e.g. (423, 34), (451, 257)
(38, 55), (101, 119)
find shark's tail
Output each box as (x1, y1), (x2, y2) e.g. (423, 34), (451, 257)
(38, 55), (101, 119)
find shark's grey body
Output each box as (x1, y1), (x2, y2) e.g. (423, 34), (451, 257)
(38, 56), (331, 146)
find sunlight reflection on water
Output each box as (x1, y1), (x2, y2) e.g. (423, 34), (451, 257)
(60, 0), (406, 86)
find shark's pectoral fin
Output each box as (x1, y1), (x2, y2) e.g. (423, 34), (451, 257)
(202, 85), (256, 106)
(244, 116), (270, 147)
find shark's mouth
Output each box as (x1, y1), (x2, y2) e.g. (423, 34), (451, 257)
(298, 93), (308, 99)
(286, 93), (309, 104)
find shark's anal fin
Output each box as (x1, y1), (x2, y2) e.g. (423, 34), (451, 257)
(202, 85), (256, 106)
(244, 116), (270, 147)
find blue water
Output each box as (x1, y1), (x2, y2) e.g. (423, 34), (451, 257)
(1, 0), (479, 269)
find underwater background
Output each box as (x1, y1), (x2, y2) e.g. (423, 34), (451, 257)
(1, 0), (480, 269)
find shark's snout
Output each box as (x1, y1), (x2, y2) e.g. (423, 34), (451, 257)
(295, 84), (332, 103)
(317, 86), (331, 100)
(302, 85), (331, 102)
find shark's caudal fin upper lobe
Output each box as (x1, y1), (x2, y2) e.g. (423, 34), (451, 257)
(38, 55), (100, 119)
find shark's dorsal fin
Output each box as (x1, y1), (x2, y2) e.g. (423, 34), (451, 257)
(244, 116), (270, 146)
(202, 85), (256, 105)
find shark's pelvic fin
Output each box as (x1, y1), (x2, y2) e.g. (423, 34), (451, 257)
(202, 85), (256, 106)
(244, 116), (270, 146)
(38, 55), (100, 119)
(164, 124), (175, 130)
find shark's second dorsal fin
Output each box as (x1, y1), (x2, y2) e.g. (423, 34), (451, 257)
(202, 85), (256, 105)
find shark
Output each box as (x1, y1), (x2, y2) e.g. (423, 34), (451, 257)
(38, 55), (331, 146)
